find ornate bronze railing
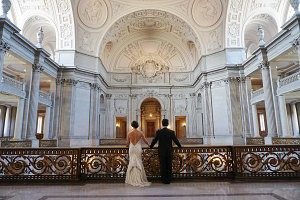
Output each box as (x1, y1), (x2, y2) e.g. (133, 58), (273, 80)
(0, 145), (299, 183)
(0, 148), (80, 182)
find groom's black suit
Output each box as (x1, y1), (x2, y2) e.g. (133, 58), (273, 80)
(150, 127), (181, 184)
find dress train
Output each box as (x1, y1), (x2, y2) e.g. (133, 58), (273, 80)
(125, 141), (151, 187)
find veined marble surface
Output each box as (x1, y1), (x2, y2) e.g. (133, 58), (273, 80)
(0, 181), (299, 200)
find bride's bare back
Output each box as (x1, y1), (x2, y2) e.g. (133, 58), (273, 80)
(126, 129), (149, 146)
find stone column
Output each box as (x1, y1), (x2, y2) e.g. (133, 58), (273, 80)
(245, 77), (254, 136)
(53, 79), (63, 139)
(13, 98), (25, 140)
(278, 95), (291, 137)
(47, 79), (56, 139)
(3, 105), (11, 137)
(202, 81), (213, 138)
(105, 94), (113, 138)
(0, 105), (6, 137)
(260, 61), (277, 137)
(291, 103), (300, 137)
(188, 93), (196, 138)
(26, 64), (43, 140)
(0, 39), (10, 80)
(251, 104), (260, 137)
(99, 94), (106, 139)
(9, 107), (16, 137)
(89, 83), (99, 144)
(43, 106), (51, 140)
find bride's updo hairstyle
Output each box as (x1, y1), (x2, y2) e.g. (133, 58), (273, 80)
(131, 121), (139, 129)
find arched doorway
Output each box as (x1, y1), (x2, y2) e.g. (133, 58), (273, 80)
(140, 98), (161, 137)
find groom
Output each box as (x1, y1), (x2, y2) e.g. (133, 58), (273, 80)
(150, 119), (182, 184)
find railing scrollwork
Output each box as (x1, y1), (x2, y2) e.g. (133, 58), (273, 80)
(0, 145), (299, 182)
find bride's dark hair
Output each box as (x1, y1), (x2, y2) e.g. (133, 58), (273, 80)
(131, 121), (139, 128)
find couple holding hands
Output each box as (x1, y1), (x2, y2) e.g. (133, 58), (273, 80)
(125, 119), (182, 187)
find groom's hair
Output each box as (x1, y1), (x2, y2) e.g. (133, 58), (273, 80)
(162, 119), (169, 127)
(131, 121), (139, 128)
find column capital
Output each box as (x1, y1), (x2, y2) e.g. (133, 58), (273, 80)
(89, 83), (100, 90)
(0, 39), (10, 53)
(106, 94), (112, 99)
(259, 61), (270, 70)
(64, 78), (78, 86)
(224, 77), (240, 84)
(201, 81), (211, 89)
(32, 64), (44, 72)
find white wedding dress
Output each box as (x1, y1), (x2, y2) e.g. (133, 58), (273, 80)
(125, 140), (151, 187)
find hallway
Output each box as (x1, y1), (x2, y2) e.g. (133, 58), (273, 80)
(1, 181), (299, 200)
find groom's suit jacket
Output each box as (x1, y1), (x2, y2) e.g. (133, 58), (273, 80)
(150, 127), (182, 156)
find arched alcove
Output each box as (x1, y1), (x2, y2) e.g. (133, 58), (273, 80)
(140, 98), (161, 137)
(243, 14), (278, 57)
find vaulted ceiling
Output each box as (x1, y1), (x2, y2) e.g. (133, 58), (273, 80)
(9, 0), (292, 73)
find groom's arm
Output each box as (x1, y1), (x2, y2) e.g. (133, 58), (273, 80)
(150, 131), (159, 148)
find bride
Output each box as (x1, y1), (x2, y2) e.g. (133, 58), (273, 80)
(125, 121), (151, 187)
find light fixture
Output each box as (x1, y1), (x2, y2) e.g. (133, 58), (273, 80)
(116, 123), (120, 128)
(149, 113), (153, 117)
(182, 123), (186, 127)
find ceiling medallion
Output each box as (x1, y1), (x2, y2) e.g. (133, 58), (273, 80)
(131, 57), (169, 80)
(192, 0), (222, 27)
(78, 0), (107, 29)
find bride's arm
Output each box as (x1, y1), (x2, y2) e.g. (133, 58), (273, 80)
(126, 133), (130, 147)
(141, 132), (149, 147)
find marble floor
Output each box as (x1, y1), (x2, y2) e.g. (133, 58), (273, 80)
(0, 181), (300, 200)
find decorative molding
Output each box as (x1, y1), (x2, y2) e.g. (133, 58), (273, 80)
(111, 74), (130, 83)
(272, 137), (300, 145)
(226, 0), (243, 47)
(173, 74), (189, 82)
(246, 137), (265, 145)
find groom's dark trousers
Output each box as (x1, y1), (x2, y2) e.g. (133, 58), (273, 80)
(150, 127), (181, 184)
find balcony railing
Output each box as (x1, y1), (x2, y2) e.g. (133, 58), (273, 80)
(0, 74), (26, 98)
(278, 71), (300, 87)
(0, 145), (299, 183)
(39, 91), (52, 106)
